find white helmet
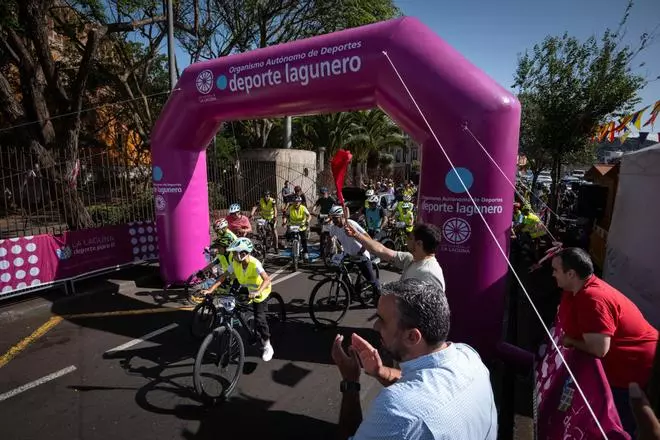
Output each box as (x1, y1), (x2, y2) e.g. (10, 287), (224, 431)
(227, 237), (254, 254)
(402, 194), (412, 202)
(368, 195), (380, 204)
(228, 203), (241, 214)
(365, 189), (375, 197)
(214, 218), (228, 231)
(329, 205), (344, 217)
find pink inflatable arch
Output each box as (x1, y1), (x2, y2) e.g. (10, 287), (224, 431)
(151, 17), (521, 356)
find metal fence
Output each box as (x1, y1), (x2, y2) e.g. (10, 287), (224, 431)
(0, 146), (154, 239)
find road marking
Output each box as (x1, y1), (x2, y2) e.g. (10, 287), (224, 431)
(0, 365), (77, 402)
(105, 323), (179, 354)
(0, 316), (63, 368)
(271, 271), (302, 285)
(62, 306), (192, 319)
(269, 262), (291, 280)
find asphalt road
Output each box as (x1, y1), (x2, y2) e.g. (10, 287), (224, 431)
(0, 256), (401, 440)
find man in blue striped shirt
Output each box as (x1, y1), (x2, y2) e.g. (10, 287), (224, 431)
(332, 279), (497, 440)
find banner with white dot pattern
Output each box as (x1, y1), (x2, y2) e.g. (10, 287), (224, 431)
(1, 220), (158, 297)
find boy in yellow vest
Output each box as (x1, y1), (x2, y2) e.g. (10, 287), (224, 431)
(202, 237), (275, 362)
(250, 190), (279, 251)
(283, 195), (312, 261)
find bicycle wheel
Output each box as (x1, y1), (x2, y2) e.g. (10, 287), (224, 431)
(309, 278), (350, 328)
(193, 326), (245, 404)
(190, 301), (217, 339)
(292, 239), (299, 271)
(184, 264), (216, 305)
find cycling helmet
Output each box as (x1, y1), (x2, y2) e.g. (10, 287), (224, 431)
(402, 194), (412, 202)
(365, 189), (375, 197)
(320, 187), (328, 194)
(368, 195), (380, 204)
(402, 202), (413, 210)
(214, 218), (228, 231)
(217, 235), (234, 248)
(227, 237), (254, 253)
(228, 203), (241, 214)
(264, 190), (272, 196)
(293, 195), (302, 203)
(329, 205), (344, 217)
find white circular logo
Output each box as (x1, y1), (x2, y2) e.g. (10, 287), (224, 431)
(155, 195), (166, 211)
(442, 217), (471, 245)
(196, 70), (214, 94)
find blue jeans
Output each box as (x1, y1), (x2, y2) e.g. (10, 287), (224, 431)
(611, 386), (636, 437)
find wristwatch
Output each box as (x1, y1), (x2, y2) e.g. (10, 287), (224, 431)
(340, 380), (361, 393)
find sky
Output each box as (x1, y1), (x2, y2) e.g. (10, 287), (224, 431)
(171, 0), (660, 128)
(394, 0), (659, 113)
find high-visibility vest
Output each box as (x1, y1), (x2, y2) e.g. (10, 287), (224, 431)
(216, 253), (233, 273)
(259, 198), (275, 220)
(231, 256), (270, 303)
(397, 210), (414, 233)
(288, 205), (309, 230)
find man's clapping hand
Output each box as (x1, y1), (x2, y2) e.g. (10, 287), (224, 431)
(350, 333), (383, 378)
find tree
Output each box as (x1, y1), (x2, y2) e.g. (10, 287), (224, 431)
(513, 0), (652, 217)
(175, 0), (401, 149)
(0, 0), (178, 229)
(345, 109), (405, 184)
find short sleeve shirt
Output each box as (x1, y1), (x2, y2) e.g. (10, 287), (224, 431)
(393, 252), (446, 292)
(558, 275), (659, 387)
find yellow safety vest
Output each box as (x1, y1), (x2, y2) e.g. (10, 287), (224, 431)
(397, 210), (414, 233)
(231, 256), (270, 303)
(522, 213), (546, 239)
(217, 253), (234, 273)
(288, 205), (308, 230)
(259, 198), (275, 220)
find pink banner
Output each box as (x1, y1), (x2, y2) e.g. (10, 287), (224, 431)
(0, 221), (158, 297)
(535, 321), (630, 439)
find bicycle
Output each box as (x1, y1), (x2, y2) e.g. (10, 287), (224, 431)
(308, 254), (381, 328)
(378, 221), (408, 270)
(316, 214), (339, 268)
(253, 217), (274, 264)
(285, 224), (305, 271)
(184, 247), (223, 304)
(192, 285), (286, 404)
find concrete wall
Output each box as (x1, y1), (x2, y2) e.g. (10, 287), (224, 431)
(239, 149), (317, 207)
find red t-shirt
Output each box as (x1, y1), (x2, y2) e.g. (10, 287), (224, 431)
(558, 275), (659, 388)
(226, 214), (251, 235)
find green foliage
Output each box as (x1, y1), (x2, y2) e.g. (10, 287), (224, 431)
(514, 0), (653, 214)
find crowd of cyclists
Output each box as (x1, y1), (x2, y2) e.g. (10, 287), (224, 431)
(194, 178), (419, 362)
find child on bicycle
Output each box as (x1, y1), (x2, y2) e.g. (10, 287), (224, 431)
(201, 237), (275, 362)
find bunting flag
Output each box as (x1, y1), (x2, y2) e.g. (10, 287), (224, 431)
(619, 126), (631, 143)
(631, 106), (650, 130)
(614, 114), (634, 132)
(330, 149), (353, 207)
(643, 100), (660, 128)
(598, 122), (614, 142)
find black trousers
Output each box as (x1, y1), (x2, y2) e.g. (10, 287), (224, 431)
(357, 259), (381, 296)
(238, 286), (270, 343)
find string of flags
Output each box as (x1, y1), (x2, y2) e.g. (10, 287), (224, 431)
(594, 99), (660, 143)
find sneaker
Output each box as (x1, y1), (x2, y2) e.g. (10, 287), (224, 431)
(262, 340), (274, 362)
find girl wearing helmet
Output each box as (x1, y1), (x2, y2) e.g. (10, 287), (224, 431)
(365, 195), (387, 237)
(364, 189), (375, 210)
(396, 202), (415, 233)
(225, 203), (252, 237)
(202, 237), (275, 362)
(213, 218), (238, 247)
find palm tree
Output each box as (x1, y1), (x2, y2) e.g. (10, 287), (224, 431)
(345, 109), (405, 185)
(295, 113), (353, 155)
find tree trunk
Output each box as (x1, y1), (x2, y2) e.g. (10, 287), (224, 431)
(548, 155), (562, 232)
(30, 140), (94, 230)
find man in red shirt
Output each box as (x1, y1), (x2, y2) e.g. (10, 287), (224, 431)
(225, 203), (252, 237)
(552, 247), (659, 436)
